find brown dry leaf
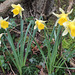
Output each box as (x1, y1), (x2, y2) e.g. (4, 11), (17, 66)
(70, 57), (75, 72)
(40, 68), (48, 75)
(31, 39), (43, 55)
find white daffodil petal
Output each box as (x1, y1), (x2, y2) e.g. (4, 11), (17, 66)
(19, 11), (22, 17)
(38, 29), (41, 32)
(70, 34), (74, 39)
(39, 20), (46, 23)
(59, 8), (65, 14)
(5, 29), (7, 31)
(68, 9), (73, 15)
(55, 19), (59, 26)
(0, 17), (3, 21)
(71, 36), (74, 39)
(9, 22), (12, 25)
(0, 40), (1, 45)
(13, 15), (16, 17)
(62, 28), (68, 36)
(18, 4), (21, 7)
(63, 21), (69, 28)
(11, 10), (13, 12)
(52, 12), (60, 17)
(11, 4), (17, 8)
(0, 33), (3, 38)
(22, 8), (24, 11)
(73, 18), (75, 22)
(69, 32), (74, 39)
(35, 18), (38, 21)
(4, 16), (9, 21)
(34, 25), (37, 29)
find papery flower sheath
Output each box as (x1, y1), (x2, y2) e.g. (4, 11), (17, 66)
(34, 19), (46, 32)
(52, 8), (73, 26)
(0, 33), (3, 46)
(11, 4), (24, 17)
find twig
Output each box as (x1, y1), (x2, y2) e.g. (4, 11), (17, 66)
(70, 58), (75, 67)
(41, 0), (47, 14)
(65, 62), (72, 75)
(57, 0), (61, 9)
(8, 63), (16, 75)
(67, 0), (73, 13)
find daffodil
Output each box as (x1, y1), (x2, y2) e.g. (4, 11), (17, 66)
(11, 4), (24, 17)
(0, 17), (9, 29)
(34, 19), (46, 32)
(52, 8), (73, 26)
(62, 18), (75, 38)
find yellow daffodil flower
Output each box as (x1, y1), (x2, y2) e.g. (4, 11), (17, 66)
(34, 19), (46, 32)
(62, 18), (75, 38)
(52, 8), (73, 26)
(0, 17), (9, 29)
(11, 4), (24, 17)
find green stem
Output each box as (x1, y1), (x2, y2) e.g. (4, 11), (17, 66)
(1, 65), (5, 74)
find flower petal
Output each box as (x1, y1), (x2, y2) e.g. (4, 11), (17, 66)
(55, 19), (59, 26)
(0, 17), (3, 21)
(39, 20), (46, 23)
(22, 8), (24, 11)
(63, 21), (69, 28)
(73, 18), (75, 22)
(34, 25), (37, 29)
(67, 9), (73, 15)
(13, 14), (16, 17)
(70, 32), (74, 39)
(0, 40), (1, 47)
(52, 12), (60, 17)
(0, 33), (3, 38)
(19, 11), (22, 17)
(4, 16), (9, 21)
(59, 8), (65, 14)
(38, 29), (41, 32)
(62, 28), (68, 36)
(11, 4), (17, 8)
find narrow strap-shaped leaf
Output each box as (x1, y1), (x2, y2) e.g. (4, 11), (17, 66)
(2, 38), (18, 68)
(55, 43), (75, 72)
(6, 30), (19, 68)
(24, 29), (37, 65)
(44, 29), (51, 71)
(20, 17), (24, 66)
(54, 66), (75, 69)
(28, 31), (48, 69)
(50, 26), (62, 73)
